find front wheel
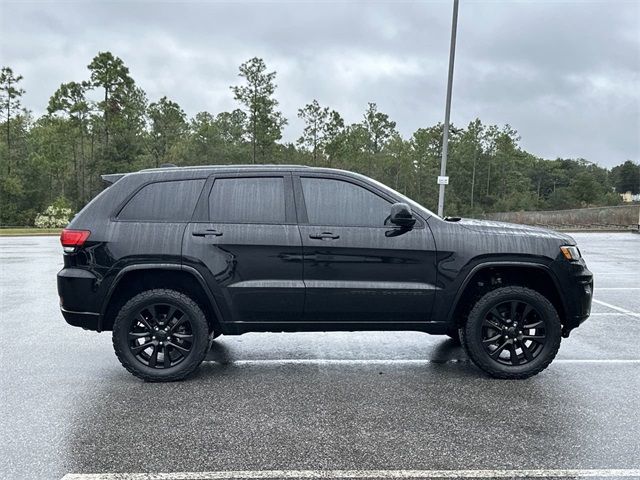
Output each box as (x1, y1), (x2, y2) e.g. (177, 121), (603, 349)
(112, 289), (210, 382)
(461, 286), (561, 379)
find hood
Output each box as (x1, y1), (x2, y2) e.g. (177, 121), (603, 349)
(454, 218), (576, 244)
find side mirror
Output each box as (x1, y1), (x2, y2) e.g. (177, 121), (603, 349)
(389, 202), (416, 228)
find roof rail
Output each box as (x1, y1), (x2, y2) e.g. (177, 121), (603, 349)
(139, 164), (313, 172)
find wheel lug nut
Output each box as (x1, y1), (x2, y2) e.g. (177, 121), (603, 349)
(152, 336), (156, 339)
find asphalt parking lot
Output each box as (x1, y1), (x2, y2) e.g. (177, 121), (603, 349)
(1, 232), (639, 480)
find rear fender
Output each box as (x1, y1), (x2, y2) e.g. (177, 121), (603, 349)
(99, 264), (227, 332)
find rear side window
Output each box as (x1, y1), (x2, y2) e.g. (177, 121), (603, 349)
(118, 179), (205, 222)
(301, 177), (391, 227)
(209, 177), (285, 224)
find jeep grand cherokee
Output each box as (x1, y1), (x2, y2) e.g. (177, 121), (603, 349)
(57, 165), (593, 381)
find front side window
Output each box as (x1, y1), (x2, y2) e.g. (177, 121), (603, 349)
(301, 177), (391, 227)
(118, 179), (205, 222)
(209, 177), (286, 224)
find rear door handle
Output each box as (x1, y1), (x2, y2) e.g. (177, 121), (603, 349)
(309, 232), (340, 240)
(192, 229), (223, 237)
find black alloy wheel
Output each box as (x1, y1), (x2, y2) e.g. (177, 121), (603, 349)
(480, 300), (547, 366)
(128, 303), (195, 369)
(462, 286), (562, 379)
(113, 289), (209, 382)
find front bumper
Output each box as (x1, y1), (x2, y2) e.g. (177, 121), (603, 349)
(558, 261), (593, 336)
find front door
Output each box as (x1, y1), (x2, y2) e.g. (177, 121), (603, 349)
(295, 174), (438, 324)
(183, 173), (304, 324)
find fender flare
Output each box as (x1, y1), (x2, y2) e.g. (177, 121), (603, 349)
(98, 263), (226, 332)
(445, 260), (568, 325)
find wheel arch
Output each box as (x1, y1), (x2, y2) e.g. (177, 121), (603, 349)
(100, 264), (224, 333)
(447, 261), (568, 330)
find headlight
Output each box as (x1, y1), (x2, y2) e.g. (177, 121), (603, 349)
(560, 245), (581, 261)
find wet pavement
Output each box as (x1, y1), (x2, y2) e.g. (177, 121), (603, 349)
(1, 232), (639, 479)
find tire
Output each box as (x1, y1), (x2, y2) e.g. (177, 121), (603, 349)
(112, 289), (210, 382)
(461, 286), (561, 379)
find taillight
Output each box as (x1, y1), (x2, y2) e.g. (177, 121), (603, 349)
(60, 229), (91, 253)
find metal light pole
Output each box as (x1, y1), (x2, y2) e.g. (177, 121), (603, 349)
(437, 0), (459, 217)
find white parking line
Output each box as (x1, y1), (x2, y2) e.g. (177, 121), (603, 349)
(61, 468), (640, 479)
(593, 272), (639, 275)
(593, 299), (640, 318)
(203, 358), (640, 366)
(555, 359), (640, 364)
(596, 287), (640, 290)
(590, 312), (628, 316)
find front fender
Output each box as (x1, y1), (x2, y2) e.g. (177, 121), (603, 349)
(433, 257), (567, 326)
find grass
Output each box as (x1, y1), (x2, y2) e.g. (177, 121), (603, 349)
(0, 228), (61, 236)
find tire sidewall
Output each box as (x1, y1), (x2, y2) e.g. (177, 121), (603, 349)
(113, 289), (209, 381)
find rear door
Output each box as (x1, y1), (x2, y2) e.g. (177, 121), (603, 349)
(295, 173), (438, 324)
(183, 172), (304, 324)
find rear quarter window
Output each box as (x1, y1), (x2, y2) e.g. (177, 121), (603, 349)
(117, 179), (206, 222)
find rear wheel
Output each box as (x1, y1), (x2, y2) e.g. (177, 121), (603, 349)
(461, 286), (561, 379)
(112, 289), (209, 382)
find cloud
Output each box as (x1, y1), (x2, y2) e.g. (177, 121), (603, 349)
(1, 0), (638, 166)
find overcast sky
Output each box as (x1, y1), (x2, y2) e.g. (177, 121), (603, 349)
(1, 0), (638, 167)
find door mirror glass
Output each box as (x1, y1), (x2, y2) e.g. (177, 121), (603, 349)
(388, 202), (416, 228)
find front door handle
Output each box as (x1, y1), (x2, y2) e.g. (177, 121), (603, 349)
(309, 232), (340, 240)
(192, 229), (223, 237)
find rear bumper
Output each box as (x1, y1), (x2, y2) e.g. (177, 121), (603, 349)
(60, 306), (100, 331)
(57, 267), (102, 331)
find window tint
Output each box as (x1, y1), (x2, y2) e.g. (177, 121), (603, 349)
(301, 177), (391, 227)
(118, 179), (205, 222)
(209, 177), (286, 224)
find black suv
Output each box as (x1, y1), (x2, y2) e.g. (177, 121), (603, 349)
(57, 165), (593, 381)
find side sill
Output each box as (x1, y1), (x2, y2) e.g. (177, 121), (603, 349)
(221, 321), (450, 335)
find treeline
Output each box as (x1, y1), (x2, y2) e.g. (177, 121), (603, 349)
(1, 52), (638, 226)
